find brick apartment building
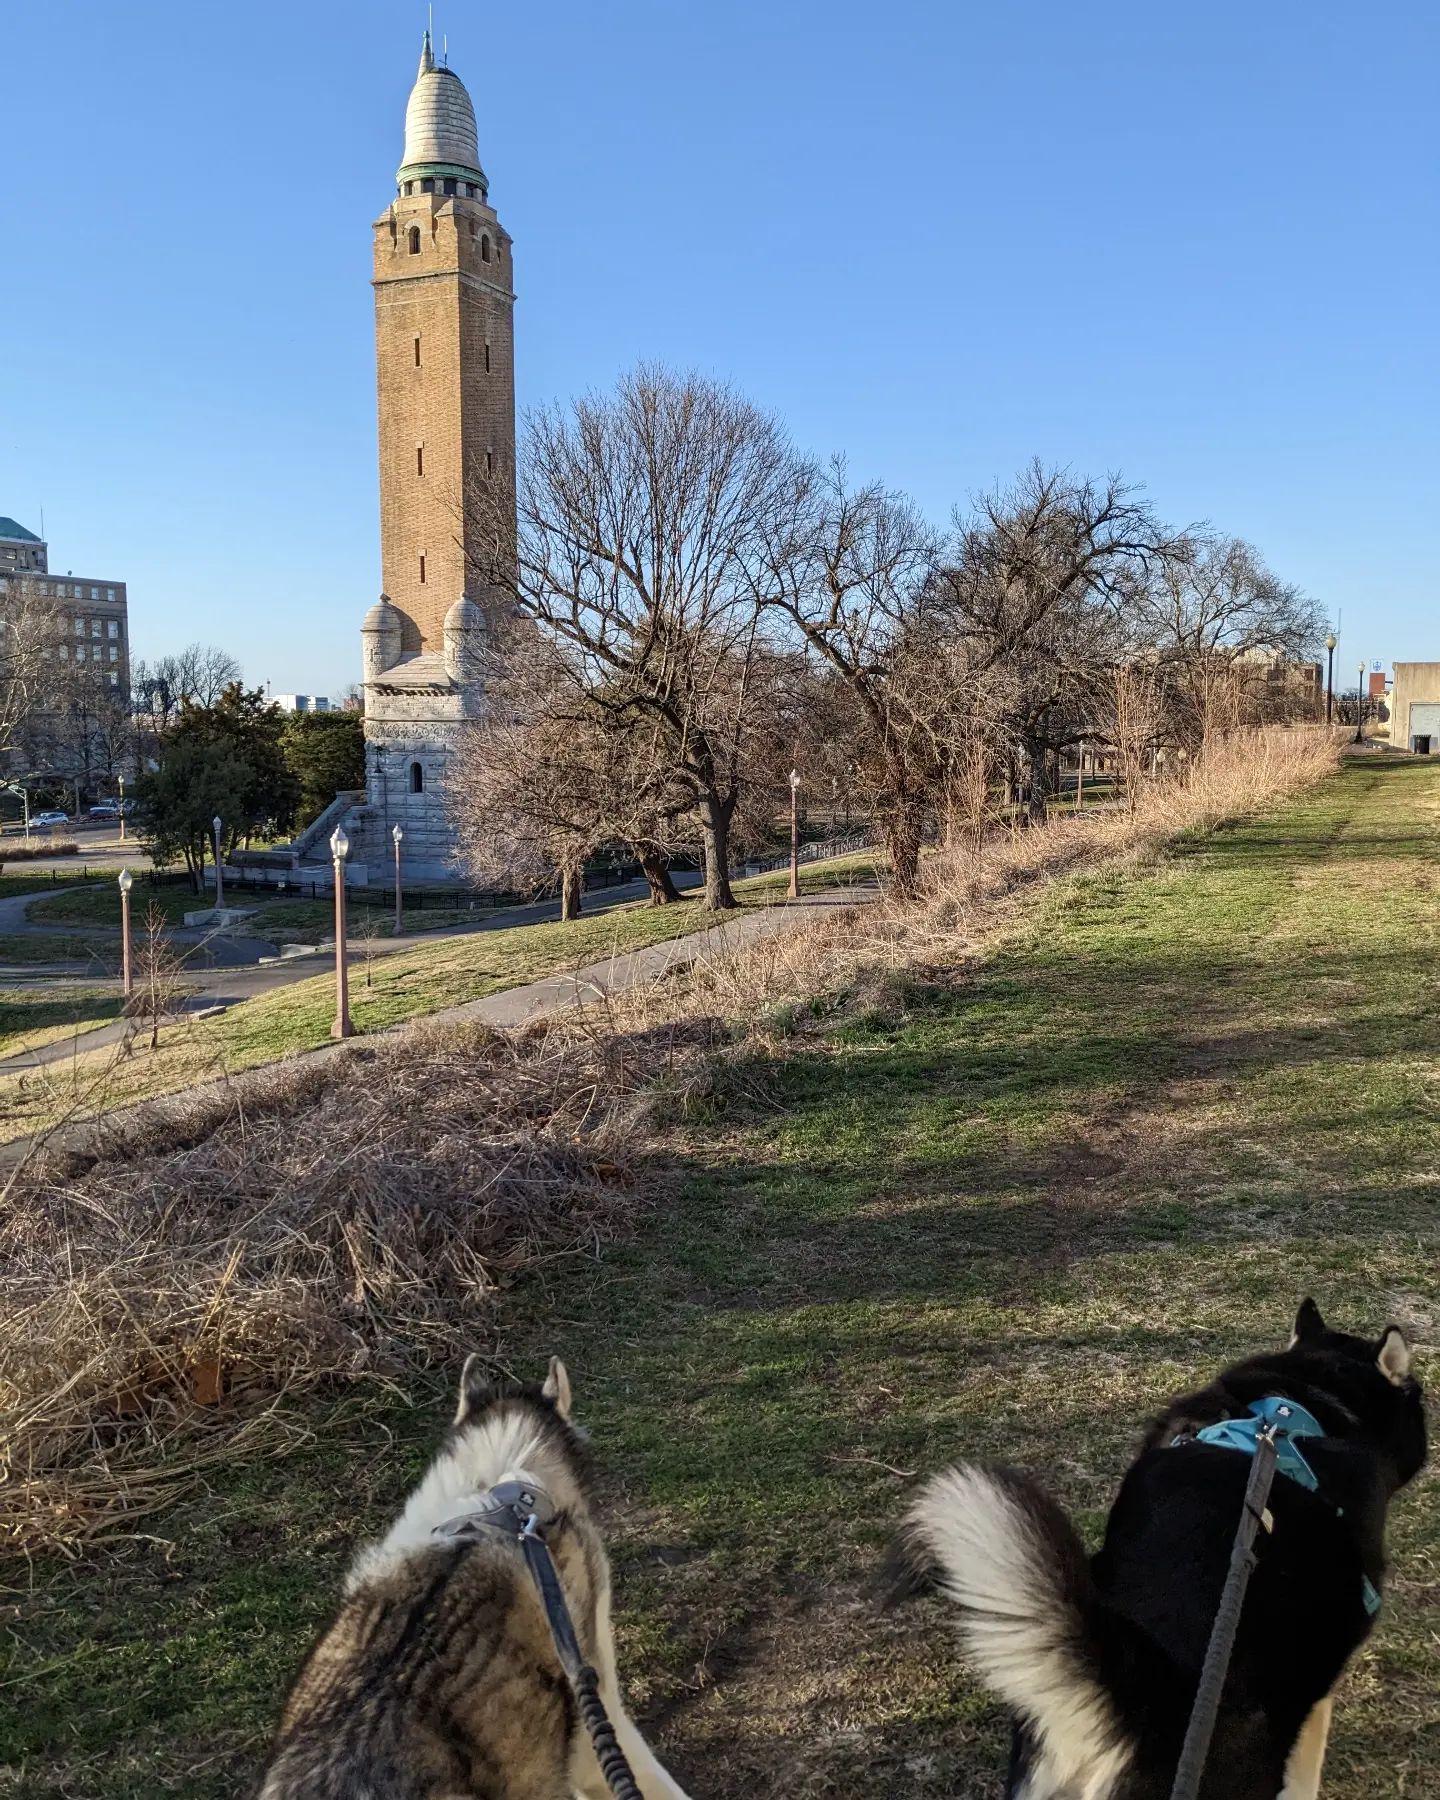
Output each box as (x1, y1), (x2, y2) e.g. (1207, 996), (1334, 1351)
(0, 516), (133, 799)
(0, 516), (131, 692)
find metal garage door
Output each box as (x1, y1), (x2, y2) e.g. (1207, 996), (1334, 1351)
(1410, 702), (1440, 754)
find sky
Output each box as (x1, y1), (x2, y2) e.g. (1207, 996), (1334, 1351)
(1, 1), (1435, 696)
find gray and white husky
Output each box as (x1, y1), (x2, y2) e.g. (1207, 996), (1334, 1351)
(259, 1357), (691, 1800)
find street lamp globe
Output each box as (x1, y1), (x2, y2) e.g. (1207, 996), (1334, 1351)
(118, 867), (133, 894)
(789, 767), (801, 791)
(392, 823), (404, 845)
(212, 814), (222, 837)
(330, 824), (350, 862)
(1325, 630), (1337, 652)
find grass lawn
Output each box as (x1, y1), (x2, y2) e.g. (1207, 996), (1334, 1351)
(28, 884), (215, 930)
(0, 855), (876, 1142)
(0, 869), (110, 902)
(0, 985), (127, 1061)
(243, 897), (529, 942)
(9, 770), (1436, 1799)
(0, 933), (119, 970)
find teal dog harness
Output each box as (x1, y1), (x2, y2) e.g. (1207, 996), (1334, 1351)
(1188, 1395), (1380, 1616)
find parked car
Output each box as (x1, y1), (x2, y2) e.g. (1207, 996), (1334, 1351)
(88, 803), (121, 820)
(33, 810), (70, 829)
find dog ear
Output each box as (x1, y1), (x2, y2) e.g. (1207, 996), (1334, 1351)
(1377, 1327), (1412, 1386)
(453, 1351), (487, 1425)
(1290, 1297), (1326, 1346)
(542, 1356), (573, 1421)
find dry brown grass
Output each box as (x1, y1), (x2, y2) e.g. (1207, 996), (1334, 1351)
(0, 1021), (650, 1553)
(0, 726), (1340, 1554)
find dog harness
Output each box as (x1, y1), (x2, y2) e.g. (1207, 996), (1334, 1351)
(429, 1480), (646, 1800)
(431, 1480), (559, 1543)
(1183, 1395), (1380, 1616)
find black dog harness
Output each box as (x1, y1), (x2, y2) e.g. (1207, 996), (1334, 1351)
(433, 1481), (644, 1800)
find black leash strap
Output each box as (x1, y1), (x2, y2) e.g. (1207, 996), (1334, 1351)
(1168, 1428), (1279, 1800)
(520, 1522), (645, 1800)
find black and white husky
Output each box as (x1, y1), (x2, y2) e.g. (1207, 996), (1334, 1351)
(895, 1301), (1426, 1800)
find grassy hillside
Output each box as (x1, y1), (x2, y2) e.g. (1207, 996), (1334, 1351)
(3, 760), (1436, 1796)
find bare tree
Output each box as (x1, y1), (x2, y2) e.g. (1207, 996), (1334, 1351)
(20, 661), (134, 800)
(759, 460), (942, 893)
(126, 903), (189, 1053)
(939, 462), (1167, 823)
(470, 367), (804, 909)
(131, 643), (243, 738)
(1136, 535), (1322, 747)
(451, 628), (695, 917)
(1098, 661), (1167, 812)
(0, 574), (64, 762)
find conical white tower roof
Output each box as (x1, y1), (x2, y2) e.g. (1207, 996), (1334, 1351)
(397, 30), (487, 193)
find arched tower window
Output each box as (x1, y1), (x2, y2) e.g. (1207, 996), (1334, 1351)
(407, 226), (421, 255)
(480, 234), (491, 262)
(408, 761), (425, 794)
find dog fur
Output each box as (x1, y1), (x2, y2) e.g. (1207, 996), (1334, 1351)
(895, 1300), (1426, 1799)
(258, 1356), (691, 1800)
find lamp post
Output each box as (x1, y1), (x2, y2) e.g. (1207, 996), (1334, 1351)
(787, 767), (801, 900)
(392, 823), (404, 935)
(1075, 740), (1087, 811)
(118, 772), (126, 843)
(118, 867), (134, 1001)
(330, 824), (354, 1039)
(212, 814), (225, 909)
(1354, 663), (1366, 746)
(1324, 631), (1337, 725)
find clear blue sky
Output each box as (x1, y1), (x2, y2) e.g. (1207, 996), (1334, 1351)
(2, 1), (1434, 695)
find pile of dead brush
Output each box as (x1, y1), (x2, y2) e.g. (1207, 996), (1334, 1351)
(0, 1019), (653, 1554)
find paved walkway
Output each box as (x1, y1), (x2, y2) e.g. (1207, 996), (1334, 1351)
(0, 883), (871, 1169)
(0, 870), (715, 1073)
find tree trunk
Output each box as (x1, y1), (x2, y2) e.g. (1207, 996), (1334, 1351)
(1026, 744), (1049, 826)
(884, 795), (925, 898)
(559, 864), (583, 920)
(698, 794), (737, 909)
(635, 846), (681, 905)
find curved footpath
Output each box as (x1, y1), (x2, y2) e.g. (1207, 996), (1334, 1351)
(0, 882), (871, 1169)
(0, 869), (712, 1075)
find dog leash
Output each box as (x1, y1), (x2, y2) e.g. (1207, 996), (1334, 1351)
(1167, 1421), (1279, 1800)
(432, 1481), (645, 1800)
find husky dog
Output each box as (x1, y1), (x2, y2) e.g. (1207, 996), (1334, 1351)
(259, 1357), (691, 1800)
(895, 1301), (1426, 1800)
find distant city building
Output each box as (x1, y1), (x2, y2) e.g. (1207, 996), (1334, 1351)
(1389, 663), (1440, 756)
(0, 517), (47, 574)
(0, 516), (131, 693)
(0, 516), (133, 798)
(273, 693), (332, 714)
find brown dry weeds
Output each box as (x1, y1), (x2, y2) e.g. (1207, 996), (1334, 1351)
(0, 1020), (649, 1552)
